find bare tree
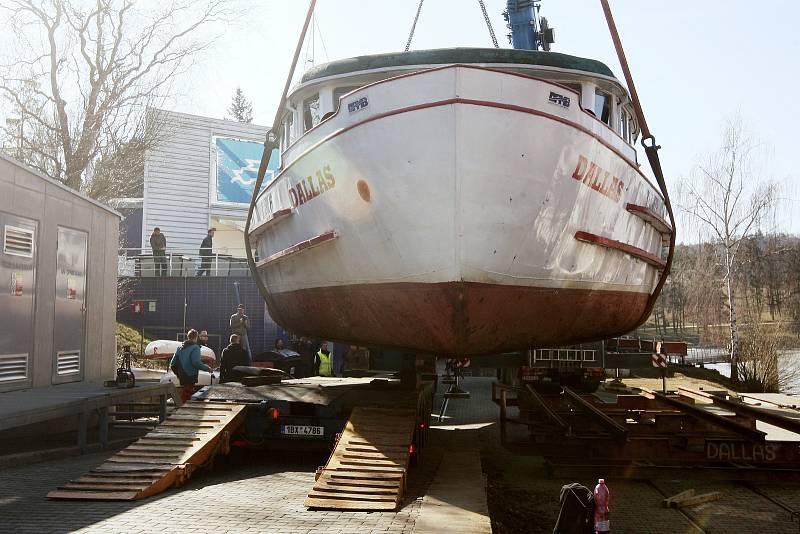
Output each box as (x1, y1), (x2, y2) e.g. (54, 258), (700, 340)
(682, 117), (778, 382)
(0, 0), (230, 193)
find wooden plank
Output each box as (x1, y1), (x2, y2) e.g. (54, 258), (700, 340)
(322, 476), (404, 481)
(344, 445), (409, 453)
(62, 483), (149, 491)
(47, 490), (140, 501)
(341, 451), (409, 461)
(116, 449), (183, 456)
(345, 436), (411, 445)
(126, 445), (188, 451)
(311, 485), (398, 496)
(662, 489), (695, 508)
(137, 436), (199, 442)
(318, 477), (402, 489)
(307, 490), (398, 502)
(93, 463), (172, 472)
(159, 422), (216, 428)
(304, 497), (398, 510)
(77, 475), (161, 487)
(166, 415), (224, 422)
(94, 460), (175, 472)
(113, 453), (183, 460)
(675, 492), (721, 508)
(50, 401), (247, 502)
(177, 404), (233, 410)
(149, 428), (208, 434)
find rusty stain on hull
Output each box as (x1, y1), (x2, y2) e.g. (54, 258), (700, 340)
(268, 282), (649, 355)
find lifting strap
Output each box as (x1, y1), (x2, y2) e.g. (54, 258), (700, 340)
(405, 0), (425, 52)
(599, 0), (676, 329)
(406, 0), (499, 51)
(477, 0), (499, 48)
(244, 0), (317, 327)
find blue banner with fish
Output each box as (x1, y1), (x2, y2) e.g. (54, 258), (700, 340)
(215, 137), (279, 204)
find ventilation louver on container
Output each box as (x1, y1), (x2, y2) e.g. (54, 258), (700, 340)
(3, 225), (35, 257)
(0, 353), (28, 382)
(56, 350), (81, 375)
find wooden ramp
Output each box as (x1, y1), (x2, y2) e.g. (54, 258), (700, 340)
(47, 401), (246, 501)
(305, 407), (416, 511)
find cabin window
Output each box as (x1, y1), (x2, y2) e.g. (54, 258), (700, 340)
(561, 82), (582, 96)
(302, 94), (321, 131)
(594, 90), (612, 125)
(283, 112), (295, 147)
(333, 86), (361, 111)
(618, 109), (631, 142)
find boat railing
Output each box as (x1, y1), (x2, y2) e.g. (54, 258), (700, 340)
(534, 348), (597, 363)
(118, 247), (253, 278)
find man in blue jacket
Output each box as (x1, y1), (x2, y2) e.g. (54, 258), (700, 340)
(170, 329), (211, 402)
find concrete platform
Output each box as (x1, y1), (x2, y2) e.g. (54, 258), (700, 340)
(0, 382), (179, 449)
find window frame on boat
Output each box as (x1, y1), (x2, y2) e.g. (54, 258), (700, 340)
(302, 93), (322, 132)
(280, 64), (642, 166)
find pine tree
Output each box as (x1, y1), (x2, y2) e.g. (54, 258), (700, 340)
(228, 87), (253, 123)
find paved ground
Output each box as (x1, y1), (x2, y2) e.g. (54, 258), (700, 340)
(6, 375), (800, 533)
(0, 444), (437, 534)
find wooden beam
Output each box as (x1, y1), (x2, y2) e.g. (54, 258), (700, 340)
(524, 385), (568, 430)
(641, 388), (766, 442)
(679, 386), (800, 437)
(562, 387), (627, 439)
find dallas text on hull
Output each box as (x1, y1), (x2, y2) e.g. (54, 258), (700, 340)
(245, 7), (674, 357)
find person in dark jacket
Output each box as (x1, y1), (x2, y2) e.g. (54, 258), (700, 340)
(170, 329), (211, 402)
(196, 228), (215, 276)
(296, 337), (316, 378)
(219, 334), (250, 383)
(149, 227), (167, 276)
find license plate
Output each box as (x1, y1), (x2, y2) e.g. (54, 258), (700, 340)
(281, 425), (324, 436)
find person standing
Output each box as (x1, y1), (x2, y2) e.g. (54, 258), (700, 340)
(296, 336), (316, 378)
(196, 227), (215, 276)
(229, 304), (251, 360)
(219, 334), (250, 383)
(198, 330), (209, 348)
(315, 341), (333, 377)
(149, 227), (167, 277)
(169, 329), (211, 402)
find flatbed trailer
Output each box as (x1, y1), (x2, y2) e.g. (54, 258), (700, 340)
(194, 375), (434, 457)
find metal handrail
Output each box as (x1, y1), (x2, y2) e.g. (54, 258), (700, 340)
(118, 247), (253, 277)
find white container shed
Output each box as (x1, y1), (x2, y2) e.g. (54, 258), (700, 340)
(0, 154), (120, 393)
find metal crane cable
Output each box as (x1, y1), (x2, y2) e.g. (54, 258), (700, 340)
(244, 0), (317, 327)
(598, 0), (676, 332)
(405, 0), (425, 52)
(478, 0), (499, 48)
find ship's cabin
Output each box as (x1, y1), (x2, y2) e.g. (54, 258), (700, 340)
(278, 48), (639, 157)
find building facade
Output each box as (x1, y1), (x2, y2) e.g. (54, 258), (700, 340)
(0, 154), (120, 392)
(141, 109), (277, 255)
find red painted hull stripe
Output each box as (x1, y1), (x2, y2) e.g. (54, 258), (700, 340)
(257, 230), (337, 267)
(625, 203), (672, 234)
(291, 63), (631, 161)
(249, 208), (294, 240)
(574, 230), (666, 269)
(260, 97), (661, 206)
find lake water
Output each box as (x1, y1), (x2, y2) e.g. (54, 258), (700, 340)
(701, 349), (800, 394)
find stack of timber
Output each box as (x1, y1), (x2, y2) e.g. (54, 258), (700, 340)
(47, 401), (246, 501)
(306, 407), (416, 510)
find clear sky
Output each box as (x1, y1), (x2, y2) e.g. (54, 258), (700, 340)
(10, 0), (800, 242)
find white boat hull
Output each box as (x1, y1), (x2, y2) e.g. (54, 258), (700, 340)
(249, 66), (669, 355)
